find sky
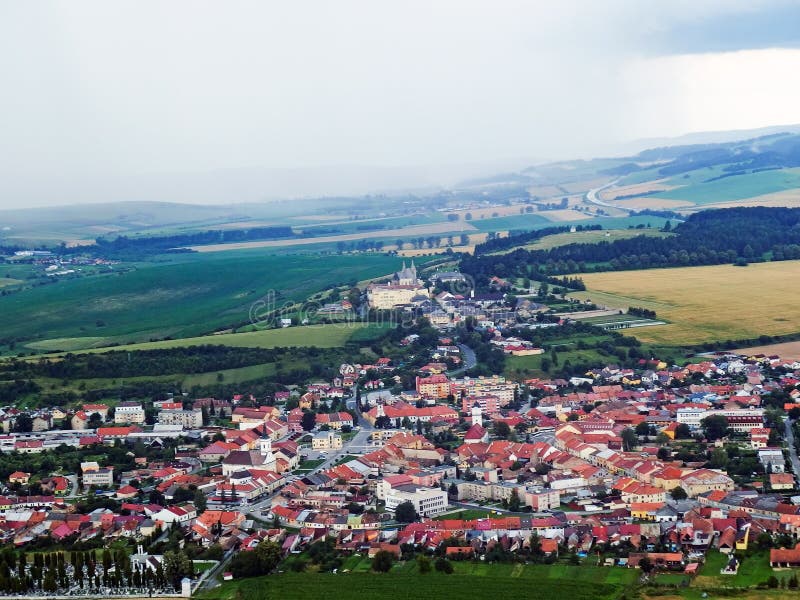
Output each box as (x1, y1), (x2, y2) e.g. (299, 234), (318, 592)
(1, 0), (800, 207)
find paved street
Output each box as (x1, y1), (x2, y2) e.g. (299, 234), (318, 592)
(784, 417), (800, 484)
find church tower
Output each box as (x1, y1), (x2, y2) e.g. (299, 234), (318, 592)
(471, 406), (483, 427)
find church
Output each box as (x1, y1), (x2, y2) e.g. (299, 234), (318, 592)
(366, 261), (428, 310)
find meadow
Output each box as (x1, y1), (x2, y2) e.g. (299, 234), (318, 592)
(0, 252), (415, 352)
(572, 260), (800, 345)
(515, 228), (671, 251)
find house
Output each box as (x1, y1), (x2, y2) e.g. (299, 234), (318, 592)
(8, 472), (30, 485)
(770, 473), (795, 491)
(315, 412), (354, 430)
(770, 545), (800, 568)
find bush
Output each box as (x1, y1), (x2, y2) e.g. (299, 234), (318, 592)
(435, 558), (453, 574)
(372, 550), (394, 573)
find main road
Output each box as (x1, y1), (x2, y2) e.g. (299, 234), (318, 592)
(784, 417), (800, 484)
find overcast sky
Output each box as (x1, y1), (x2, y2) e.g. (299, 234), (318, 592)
(1, 0), (800, 207)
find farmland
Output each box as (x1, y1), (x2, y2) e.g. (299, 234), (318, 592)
(23, 323), (383, 355)
(0, 252), (418, 353)
(198, 560), (637, 600)
(651, 168), (800, 205)
(572, 260), (800, 345)
(508, 228), (672, 252)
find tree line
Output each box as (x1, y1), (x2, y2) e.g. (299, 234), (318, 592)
(464, 207), (800, 277)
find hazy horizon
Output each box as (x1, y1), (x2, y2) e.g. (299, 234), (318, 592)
(2, 1), (800, 208)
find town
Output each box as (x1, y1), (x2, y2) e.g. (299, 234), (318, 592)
(2, 262), (800, 600)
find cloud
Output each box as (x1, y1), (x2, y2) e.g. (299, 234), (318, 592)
(0, 0), (798, 206)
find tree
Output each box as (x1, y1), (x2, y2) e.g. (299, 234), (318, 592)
(674, 423), (692, 439)
(163, 550), (192, 589)
(13, 414), (33, 433)
(371, 550), (394, 573)
(638, 556), (653, 574)
(301, 411), (317, 432)
(394, 501), (418, 523)
(670, 486), (688, 501)
(701, 414), (729, 441)
(621, 427), (637, 451)
(254, 540), (283, 574)
(635, 421), (651, 436)
(194, 489), (207, 513)
(435, 558), (453, 574)
(417, 555), (431, 573)
(657, 447), (671, 461)
(493, 421), (511, 439)
(508, 488), (521, 512)
(709, 447), (729, 469)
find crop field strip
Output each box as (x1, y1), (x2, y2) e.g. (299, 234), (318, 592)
(572, 260), (800, 345)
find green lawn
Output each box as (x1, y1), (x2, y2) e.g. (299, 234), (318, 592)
(694, 551), (784, 589)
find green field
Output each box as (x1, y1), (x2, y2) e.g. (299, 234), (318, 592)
(511, 228), (672, 252)
(0, 253), (417, 352)
(653, 168), (800, 205)
(505, 349), (607, 377)
(200, 560), (637, 600)
(24, 323), (381, 355)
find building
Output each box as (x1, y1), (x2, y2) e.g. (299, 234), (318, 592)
(158, 408), (203, 429)
(451, 375), (516, 406)
(81, 461), (115, 487)
(315, 411), (354, 430)
(311, 431), (343, 451)
(385, 484), (448, 518)
(680, 469), (735, 498)
(114, 402), (146, 424)
(367, 262), (428, 309)
(526, 489), (560, 512)
(416, 374), (452, 399)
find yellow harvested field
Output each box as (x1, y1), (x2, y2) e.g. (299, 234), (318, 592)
(615, 197), (694, 210)
(560, 177), (613, 194)
(188, 221), (476, 252)
(396, 232), (506, 256)
(599, 179), (674, 201)
(735, 341), (800, 361)
(571, 261), (800, 345)
(527, 185), (566, 198)
(448, 204), (531, 221)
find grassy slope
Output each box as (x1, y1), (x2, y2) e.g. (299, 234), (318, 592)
(652, 168), (800, 204)
(0, 253), (416, 349)
(573, 260), (800, 344)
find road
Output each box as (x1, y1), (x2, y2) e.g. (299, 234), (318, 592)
(197, 548), (235, 593)
(585, 178), (624, 211)
(448, 343), (477, 376)
(784, 417), (800, 484)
